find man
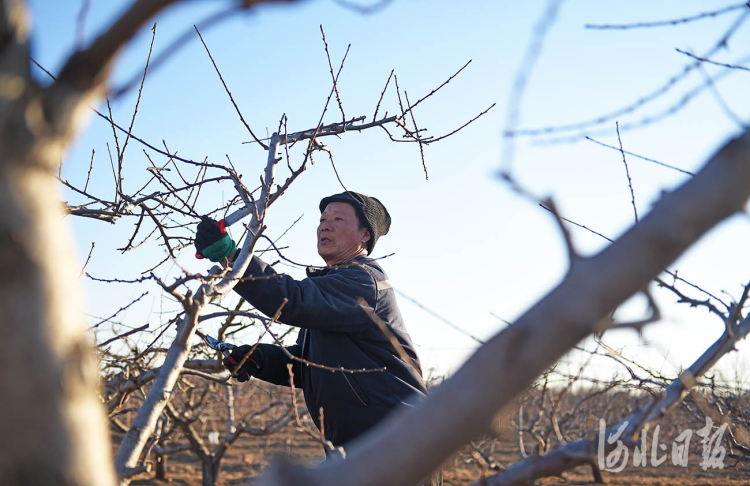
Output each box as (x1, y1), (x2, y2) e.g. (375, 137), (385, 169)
(195, 191), (427, 452)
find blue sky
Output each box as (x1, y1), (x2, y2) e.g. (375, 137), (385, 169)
(29, 0), (750, 382)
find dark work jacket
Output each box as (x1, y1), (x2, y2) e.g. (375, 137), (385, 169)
(233, 255), (427, 448)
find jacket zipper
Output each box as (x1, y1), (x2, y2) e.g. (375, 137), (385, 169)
(341, 371), (369, 406)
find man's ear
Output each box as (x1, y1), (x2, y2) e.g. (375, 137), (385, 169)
(361, 228), (371, 244)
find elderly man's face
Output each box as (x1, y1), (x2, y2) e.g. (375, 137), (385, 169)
(317, 202), (371, 265)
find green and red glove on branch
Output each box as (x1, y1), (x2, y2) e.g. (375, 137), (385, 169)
(195, 215), (236, 262)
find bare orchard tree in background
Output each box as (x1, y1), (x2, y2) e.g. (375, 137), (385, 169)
(1, 2), (749, 486)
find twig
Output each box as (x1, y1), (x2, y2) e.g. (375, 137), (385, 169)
(697, 62), (748, 129)
(404, 91), (428, 180)
(256, 234), (393, 272)
(140, 203), (175, 258)
(655, 277), (725, 320)
(539, 203), (613, 242)
(79, 242), (96, 278)
(186, 163), (210, 211)
(265, 44), (352, 202)
(85, 273), (155, 284)
(98, 323), (149, 348)
(542, 199), (577, 266)
(257, 301), (387, 374)
(422, 102), (496, 144)
(675, 47), (750, 73)
(27, 58), (239, 172)
(665, 270), (730, 311)
(585, 4), (749, 30)
(104, 89), (122, 205)
(194, 25), (267, 149)
(287, 364), (340, 455)
(325, 150), (349, 192)
(106, 142), (118, 204)
(129, 316), (181, 363)
(393, 74), (406, 119)
(358, 298), (421, 382)
(402, 59), (472, 118)
(112, 6), (242, 98)
(507, 10), (750, 139)
(281, 115), (293, 172)
(537, 204), (730, 310)
(394, 289), (486, 344)
(75, 0), (91, 48)
(83, 149), (95, 192)
(501, 0), (564, 174)
(89, 291), (149, 329)
(320, 25), (347, 124)
(372, 69), (393, 120)
(616, 122), (638, 224)
(142, 153), (200, 217)
(585, 136), (695, 176)
(117, 22), (157, 197)
(161, 140), (190, 186)
(318, 408), (327, 448)
(332, 0), (394, 14)
(118, 206), (146, 253)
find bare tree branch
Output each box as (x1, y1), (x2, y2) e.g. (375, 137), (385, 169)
(194, 24), (268, 149)
(616, 122), (639, 224)
(585, 4), (749, 30)
(507, 9), (750, 139)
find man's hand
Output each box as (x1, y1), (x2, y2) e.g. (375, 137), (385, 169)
(195, 215), (236, 262)
(222, 345), (262, 382)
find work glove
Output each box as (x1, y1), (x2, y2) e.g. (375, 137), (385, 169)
(222, 345), (263, 382)
(195, 215), (236, 262)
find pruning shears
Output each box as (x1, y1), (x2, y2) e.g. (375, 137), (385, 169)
(203, 334), (236, 358)
(204, 335), (254, 381)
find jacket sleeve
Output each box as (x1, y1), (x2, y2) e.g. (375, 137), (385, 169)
(253, 342), (302, 388)
(233, 256), (377, 332)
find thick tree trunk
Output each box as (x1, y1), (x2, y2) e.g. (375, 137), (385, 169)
(0, 148), (118, 486)
(0, 2), (116, 485)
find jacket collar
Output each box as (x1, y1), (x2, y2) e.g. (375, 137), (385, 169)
(306, 255), (370, 278)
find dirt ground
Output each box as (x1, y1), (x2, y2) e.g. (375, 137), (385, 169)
(128, 423), (750, 486)
(119, 378), (750, 485)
